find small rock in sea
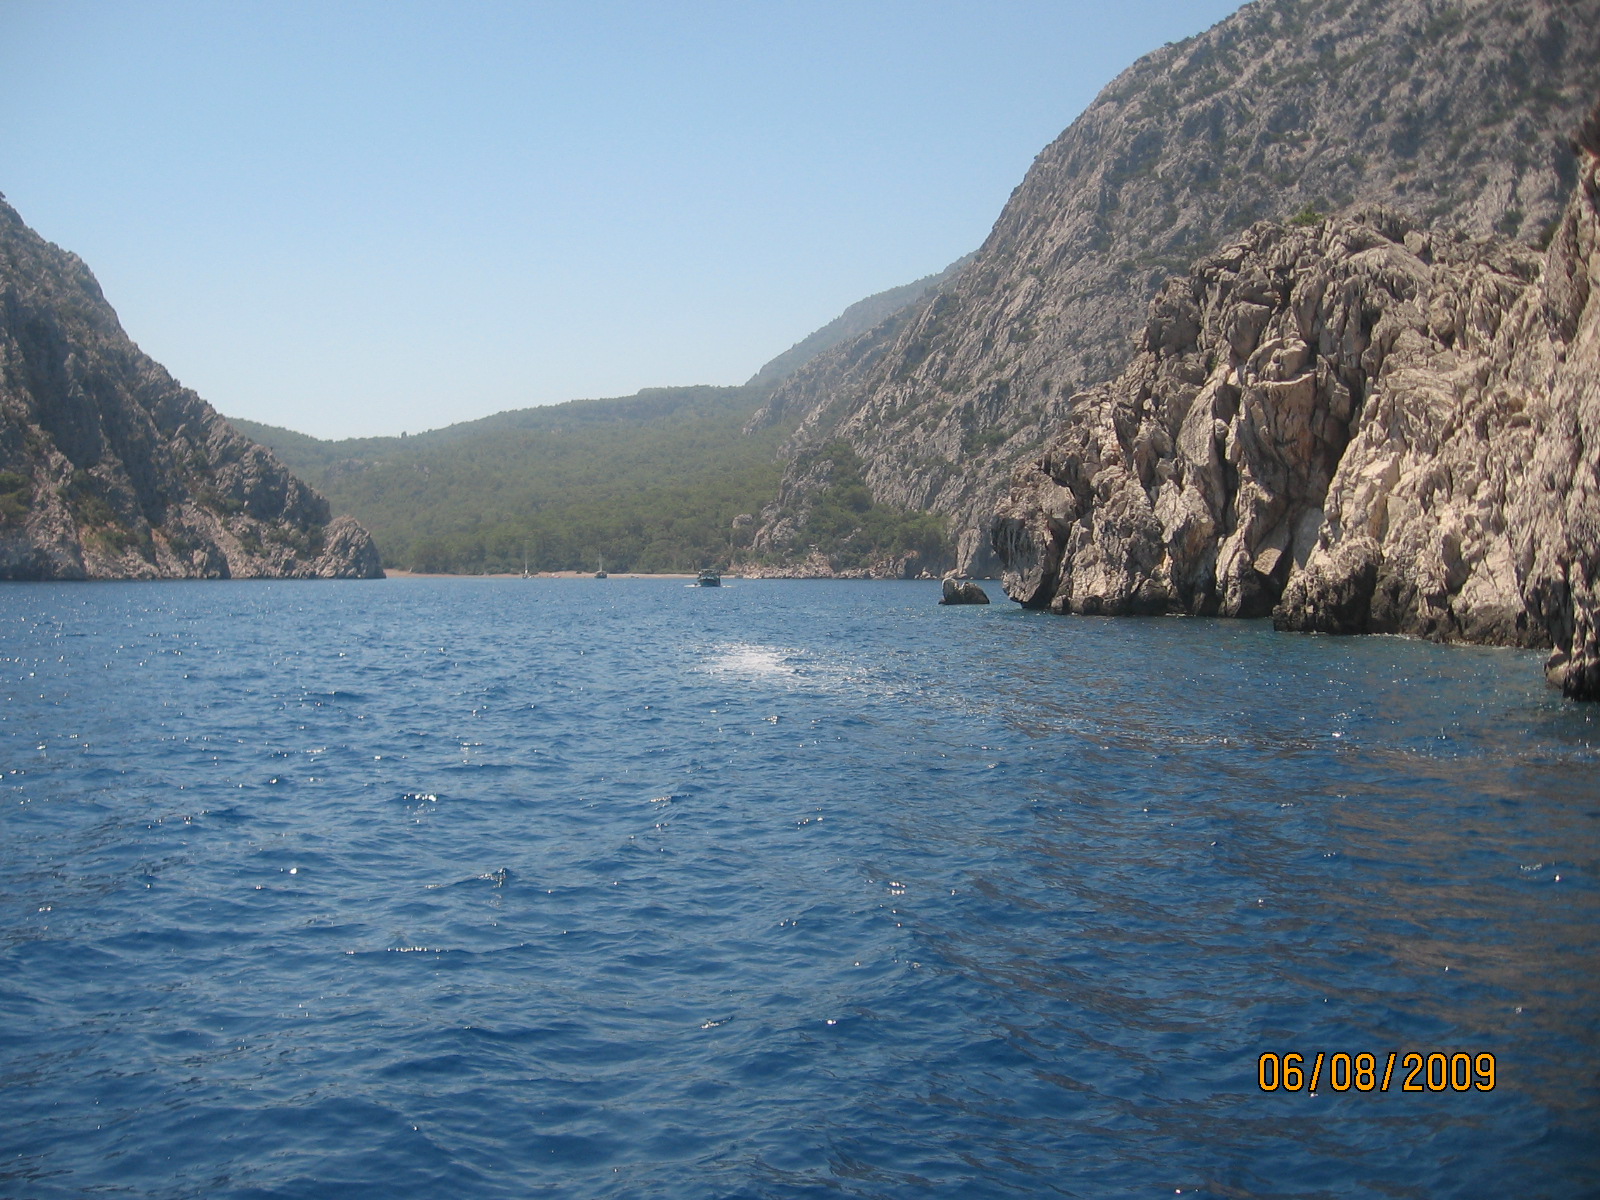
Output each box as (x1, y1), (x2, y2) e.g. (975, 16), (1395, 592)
(940, 578), (990, 605)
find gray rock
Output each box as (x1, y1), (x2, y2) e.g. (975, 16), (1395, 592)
(750, 0), (1600, 576)
(940, 578), (990, 605)
(0, 199), (383, 581)
(311, 515), (386, 579)
(993, 99), (1600, 700)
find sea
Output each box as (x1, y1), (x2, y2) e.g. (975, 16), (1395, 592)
(1, 578), (1596, 1200)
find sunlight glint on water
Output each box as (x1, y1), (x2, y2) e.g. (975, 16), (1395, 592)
(1, 579), (1596, 1199)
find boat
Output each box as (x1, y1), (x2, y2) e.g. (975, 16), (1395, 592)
(695, 568), (721, 587)
(594, 554), (607, 580)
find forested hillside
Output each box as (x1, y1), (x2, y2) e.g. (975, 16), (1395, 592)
(232, 387), (773, 573)
(233, 385), (947, 574)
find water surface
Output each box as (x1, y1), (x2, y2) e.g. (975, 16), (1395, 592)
(2, 579), (1596, 1198)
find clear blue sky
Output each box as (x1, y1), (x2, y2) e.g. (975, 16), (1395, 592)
(2, 0), (1242, 440)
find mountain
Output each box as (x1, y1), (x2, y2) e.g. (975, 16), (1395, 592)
(747, 0), (1600, 574)
(232, 387), (789, 575)
(238, 377), (951, 578)
(994, 97), (1600, 698)
(744, 255), (974, 394)
(235, 279), (978, 577)
(0, 199), (381, 580)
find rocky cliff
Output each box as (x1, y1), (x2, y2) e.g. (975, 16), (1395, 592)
(749, 0), (1600, 574)
(993, 100), (1600, 699)
(0, 199), (382, 580)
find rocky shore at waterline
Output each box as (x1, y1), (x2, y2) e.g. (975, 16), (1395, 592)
(994, 102), (1600, 700)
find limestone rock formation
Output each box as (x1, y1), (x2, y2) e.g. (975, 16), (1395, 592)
(940, 577), (990, 605)
(993, 103), (1600, 699)
(0, 198), (383, 580)
(1280, 104), (1600, 698)
(750, 0), (1600, 575)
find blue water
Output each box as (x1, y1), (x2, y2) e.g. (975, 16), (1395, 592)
(2, 578), (1597, 1199)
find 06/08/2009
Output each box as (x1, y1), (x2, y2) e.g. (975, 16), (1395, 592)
(1258, 1051), (1496, 1093)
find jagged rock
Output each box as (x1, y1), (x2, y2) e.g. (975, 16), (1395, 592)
(0, 199), (383, 580)
(750, 0), (1600, 575)
(940, 578), (990, 605)
(994, 102), (1600, 700)
(311, 515), (385, 579)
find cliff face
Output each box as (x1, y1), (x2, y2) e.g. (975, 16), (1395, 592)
(0, 200), (382, 580)
(749, 0), (1600, 573)
(1279, 106), (1600, 698)
(993, 106), (1600, 698)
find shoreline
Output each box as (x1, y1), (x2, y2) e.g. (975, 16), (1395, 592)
(383, 569), (701, 580)
(379, 570), (973, 582)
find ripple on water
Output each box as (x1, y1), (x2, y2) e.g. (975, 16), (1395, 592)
(0, 580), (1595, 1199)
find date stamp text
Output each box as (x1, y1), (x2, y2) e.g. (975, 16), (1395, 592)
(1258, 1051), (1496, 1093)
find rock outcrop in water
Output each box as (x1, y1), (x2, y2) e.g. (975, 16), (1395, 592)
(748, 0), (1600, 575)
(993, 101), (1600, 699)
(0, 198), (383, 580)
(940, 577), (990, 605)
